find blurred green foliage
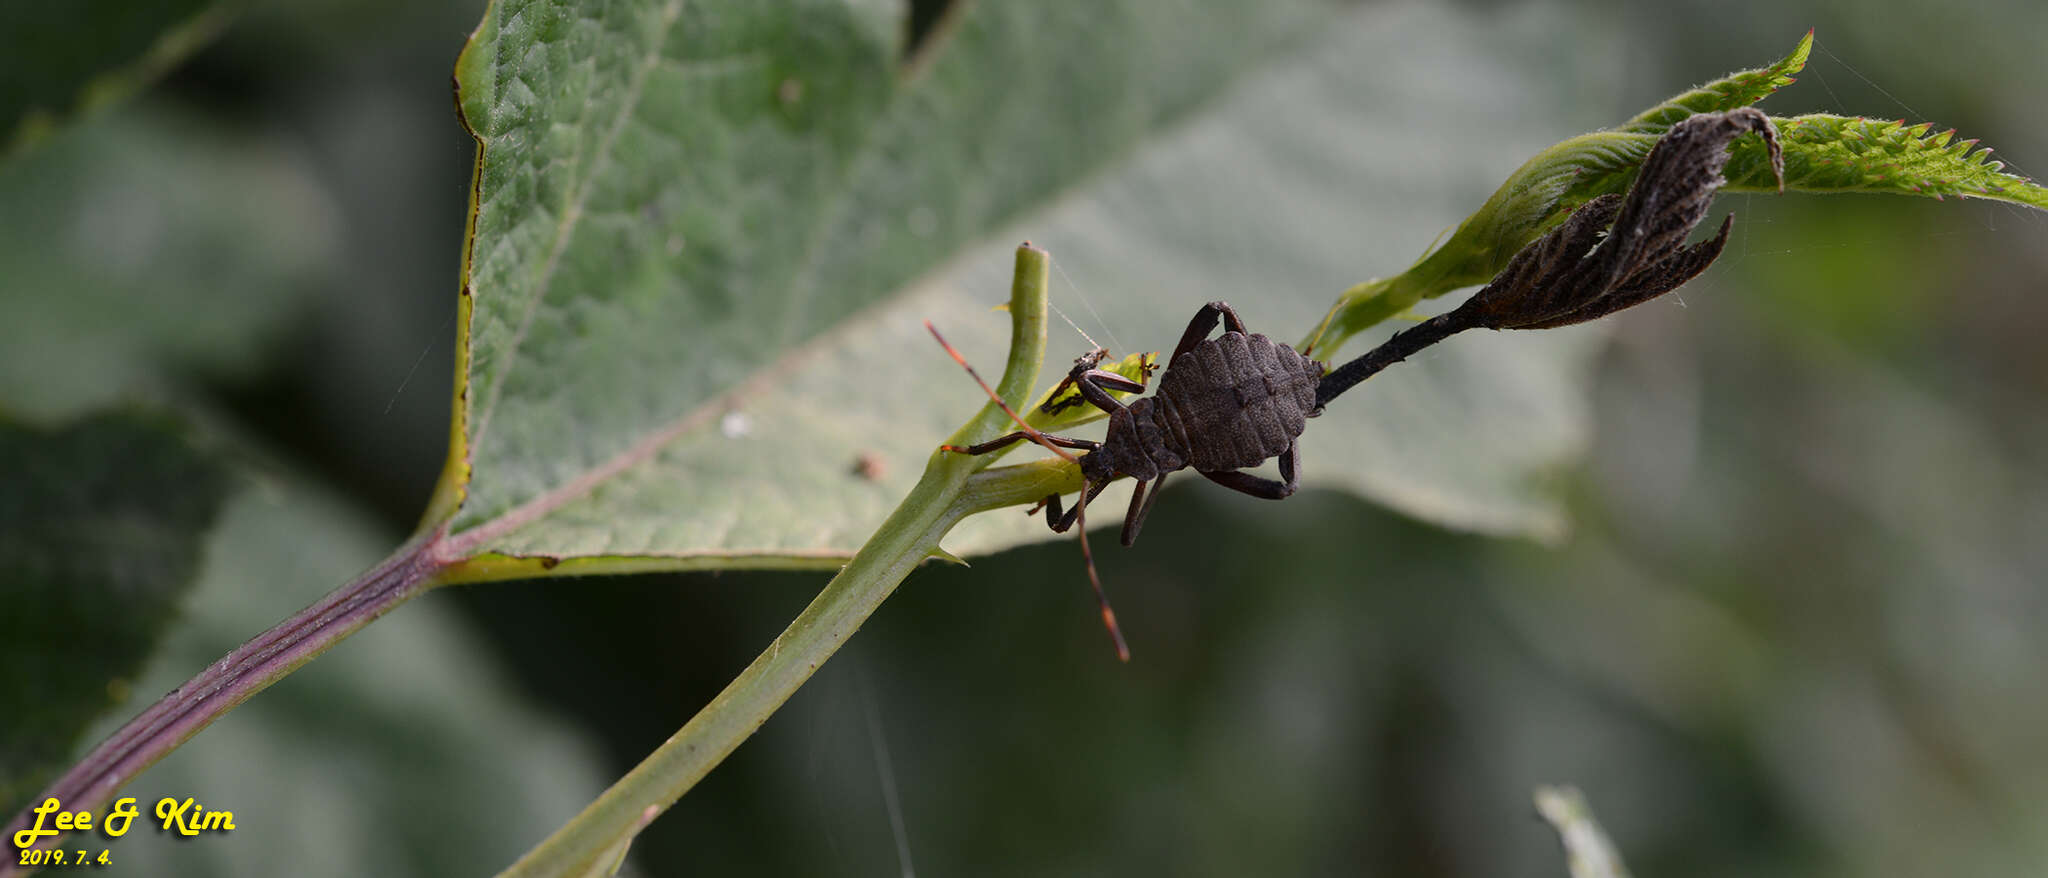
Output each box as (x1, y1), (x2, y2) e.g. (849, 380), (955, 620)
(0, 414), (233, 810)
(3, 0), (2045, 876)
(0, 0), (232, 157)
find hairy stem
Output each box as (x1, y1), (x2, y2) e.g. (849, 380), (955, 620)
(499, 243), (1056, 878)
(2, 533), (450, 872)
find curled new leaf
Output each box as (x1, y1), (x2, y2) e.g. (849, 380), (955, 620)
(1467, 108), (1783, 330)
(1298, 31), (1814, 358)
(1315, 109), (1782, 409)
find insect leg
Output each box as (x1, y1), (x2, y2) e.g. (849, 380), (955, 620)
(1038, 349), (1109, 415)
(1040, 368), (1147, 417)
(1170, 301), (1248, 362)
(1076, 369), (1145, 394)
(1043, 478), (1113, 532)
(1119, 479), (1149, 547)
(1208, 439), (1298, 498)
(1279, 440), (1299, 494)
(1198, 462), (1296, 500)
(941, 431), (1099, 455)
(1119, 470), (1169, 547)
(1068, 368), (1136, 416)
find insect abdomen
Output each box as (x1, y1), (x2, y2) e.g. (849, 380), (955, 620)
(1159, 332), (1319, 472)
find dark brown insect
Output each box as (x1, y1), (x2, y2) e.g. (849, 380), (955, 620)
(931, 108), (1784, 660)
(930, 302), (1325, 659)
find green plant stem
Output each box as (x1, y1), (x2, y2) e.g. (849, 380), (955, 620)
(500, 244), (1059, 878)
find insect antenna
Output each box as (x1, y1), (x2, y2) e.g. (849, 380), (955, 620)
(925, 321), (1132, 662)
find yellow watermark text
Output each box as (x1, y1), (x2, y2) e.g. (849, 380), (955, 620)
(12, 795), (237, 868)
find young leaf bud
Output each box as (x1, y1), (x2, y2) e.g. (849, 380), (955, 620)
(1316, 109), (1783, 410)
(1459, 108), (1783, 331)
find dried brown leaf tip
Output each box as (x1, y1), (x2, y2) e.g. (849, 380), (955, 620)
(1316, 109), (1783, 410)
(1463, 108), (1784, 330)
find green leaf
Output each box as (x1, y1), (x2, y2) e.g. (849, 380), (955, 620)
(0, 1), (239, 160)
(1725, 114), (2048, 208)
(0, 106), (339, 422)
(499, 244), (1065, 877)
(435, 0), (1622, 570)
(1299, 29), (2046, 362)
(1546, 30), (1814, 215)
(1617, 29), (1812, 134)
(1540, 29), (1814, 208)
(0, 412), (235, 811)
(1299, 31), (1815, 355)
(61, 481), (614, 877)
